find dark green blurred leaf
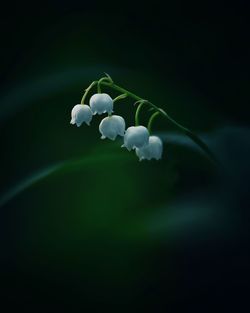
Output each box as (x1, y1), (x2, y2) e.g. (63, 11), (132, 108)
(0, 150), (132, 207)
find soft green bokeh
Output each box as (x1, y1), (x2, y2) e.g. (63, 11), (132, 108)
(0, 9), (229, 309)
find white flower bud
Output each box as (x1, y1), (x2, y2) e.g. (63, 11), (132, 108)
(122, 126), (149, 151)
(89, 93), (113, 115)
(99, 115), (126, 140)
(136, 136), (163, 161)
(70, 104), (93, 127)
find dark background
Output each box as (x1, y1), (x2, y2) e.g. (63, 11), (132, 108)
(0, 1), (250, 312)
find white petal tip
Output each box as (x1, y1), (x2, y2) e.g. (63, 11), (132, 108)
(101, 136), (106, 140)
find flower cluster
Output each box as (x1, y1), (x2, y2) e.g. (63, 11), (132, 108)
(70, 79), (163, 161)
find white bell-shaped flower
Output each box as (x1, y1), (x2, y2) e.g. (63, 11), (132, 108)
(136, 136), (163, 161)
(89, 93), (113, 115)
(70, 104), (93, 127)
(99, 115), (126, 140)
(122, 126), (149, 151)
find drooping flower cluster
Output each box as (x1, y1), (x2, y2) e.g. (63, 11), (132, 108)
(70, 86), (163, 161)
(69, 75), (219, 165)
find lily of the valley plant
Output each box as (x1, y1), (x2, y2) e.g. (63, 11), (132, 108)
(70, 74), (217, 163)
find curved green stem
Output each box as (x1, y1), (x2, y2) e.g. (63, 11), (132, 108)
(148, 111), (160, 134)
(101, 81), (141, 101)
(157, 109), (218, 164)
(97, 77), (111, 94)
(113, 93), (128, 103)
(135, 100), (148, 126)
(99, 80), (219, 166)
(80, 81), (98, 104)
